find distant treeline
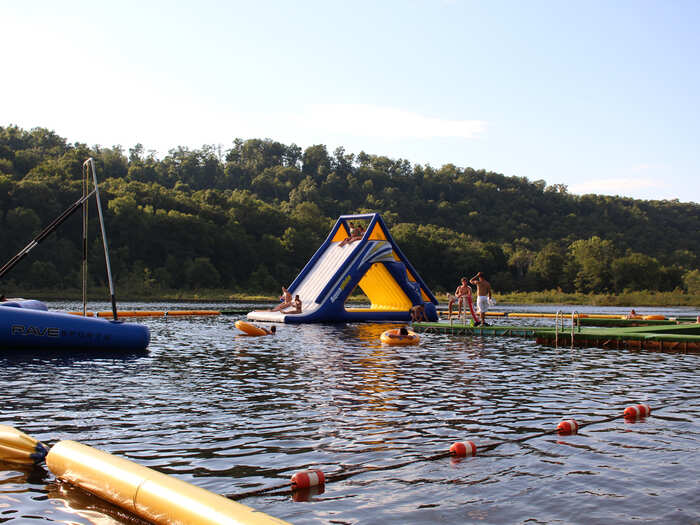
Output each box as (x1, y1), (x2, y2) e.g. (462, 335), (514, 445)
(1, 124), (699, 297)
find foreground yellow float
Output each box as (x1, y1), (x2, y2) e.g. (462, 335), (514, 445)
(1, 425), (288, 525)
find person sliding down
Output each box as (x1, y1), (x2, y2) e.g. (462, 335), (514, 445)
(340, 223), (364, 246)
(469, 272), (492, 326)
(340, 222), (357, 246)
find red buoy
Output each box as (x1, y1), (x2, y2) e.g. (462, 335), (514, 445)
(450, 441), (477, 457)
(624, 404), (651, 419)
(557, 419), (578, 435)
(291, 469), (325, 489)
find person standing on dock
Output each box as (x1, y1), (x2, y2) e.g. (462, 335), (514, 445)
(469, 272), (492, 326)
(448, 277), (472, 319)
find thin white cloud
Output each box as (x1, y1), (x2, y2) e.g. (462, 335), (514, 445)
(629, 163), (668, 173)
(294, 104), (487, 140)
(111, 103), (487, 156)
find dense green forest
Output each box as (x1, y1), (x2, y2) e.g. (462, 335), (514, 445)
(1, 125), (699, 298)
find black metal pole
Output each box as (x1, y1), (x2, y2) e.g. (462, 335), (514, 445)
(0, 190), (96, 280)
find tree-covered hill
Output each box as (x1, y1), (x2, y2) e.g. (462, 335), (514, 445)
(1, 125), (698, 296)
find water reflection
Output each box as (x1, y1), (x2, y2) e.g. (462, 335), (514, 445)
(1, 303), (699, 524)
(46, 482), (149, 524)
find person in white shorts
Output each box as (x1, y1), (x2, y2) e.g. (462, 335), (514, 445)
(469, 272), (492, 326)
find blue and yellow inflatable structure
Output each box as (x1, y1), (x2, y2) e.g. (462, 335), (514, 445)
(248, 213), (439, 323)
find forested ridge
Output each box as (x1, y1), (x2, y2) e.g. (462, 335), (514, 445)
(1, 125), (699, 297)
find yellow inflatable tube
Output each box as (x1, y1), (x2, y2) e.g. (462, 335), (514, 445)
(46, 440), (289, 525)
(68, 310), (221, 318)
(235, 320), (269, 336)
(0, 425), (49, 465)
(380, 329), (420, 345)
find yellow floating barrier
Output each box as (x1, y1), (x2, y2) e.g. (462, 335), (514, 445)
(441, 311), (506, 317)
(0, 426), (288, 524)
(0, 425), (49, 465)
(46, 440), (289, 525)
(68, 310), (221, 318)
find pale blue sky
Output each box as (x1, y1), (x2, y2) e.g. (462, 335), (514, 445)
(2, 1), (698, 203)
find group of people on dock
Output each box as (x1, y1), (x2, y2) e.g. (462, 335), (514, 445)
(447, 272), (492, 326)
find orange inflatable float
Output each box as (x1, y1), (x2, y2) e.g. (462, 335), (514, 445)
(380, 328), (420, 345)
(235, 320), (270, 336)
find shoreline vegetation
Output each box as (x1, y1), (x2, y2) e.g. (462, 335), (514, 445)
(6, 287), (699, 308)
(1, 126), (698, 301)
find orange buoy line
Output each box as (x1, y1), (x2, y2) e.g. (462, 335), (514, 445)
(68, 310), (221, 318)
(624, 403), (651, 419)
(450, 441), (477, 457)
(556, 419), (579, 435)
(228, 398), (699, 502)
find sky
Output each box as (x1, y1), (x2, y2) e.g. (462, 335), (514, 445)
(2, 0), (699, 203)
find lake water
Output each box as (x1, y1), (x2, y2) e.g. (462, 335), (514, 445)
(1, 302), (699, 524)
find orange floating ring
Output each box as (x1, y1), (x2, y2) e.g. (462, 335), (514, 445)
(557, 419), (579, 435)
(234, 320), (268, 336)
(623, 404), (651, 419)
(380, 329), (420, 346)
(450, 441), (477, 457)
(291, 469), (325, 489)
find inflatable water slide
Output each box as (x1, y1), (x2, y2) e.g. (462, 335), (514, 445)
(247, 213), (439, 324)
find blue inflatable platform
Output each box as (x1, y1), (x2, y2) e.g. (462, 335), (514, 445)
(1, 300), (150, 352)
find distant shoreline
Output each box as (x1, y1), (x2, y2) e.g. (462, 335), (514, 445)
(4, 288), (699, 308)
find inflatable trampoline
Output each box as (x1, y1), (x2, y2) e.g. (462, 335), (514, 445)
(0, 159), (150, 353)
(0, 300), (150, 352)
(247, 213), (439, 324)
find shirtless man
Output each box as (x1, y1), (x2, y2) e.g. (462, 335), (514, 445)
(469, 272), (492, 326)
(448, 277), (472, 318)
(271, 286), (293, 311)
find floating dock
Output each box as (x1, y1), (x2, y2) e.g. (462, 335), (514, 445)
(413, 321), (700, 353)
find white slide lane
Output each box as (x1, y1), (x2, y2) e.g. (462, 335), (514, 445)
(247, 242), (356, 322)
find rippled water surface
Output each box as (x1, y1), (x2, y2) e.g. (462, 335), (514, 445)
(2, 302), (699, 524)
